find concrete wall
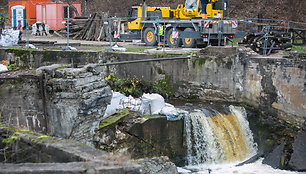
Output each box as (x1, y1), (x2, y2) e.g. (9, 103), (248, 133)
(0, 47), (305, 127)
(0, 75), (46, 133)
(0, 48), (102, 68)
(104, 48), (306, 125)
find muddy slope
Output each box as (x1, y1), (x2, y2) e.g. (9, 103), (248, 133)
(87, 0), (305, 22)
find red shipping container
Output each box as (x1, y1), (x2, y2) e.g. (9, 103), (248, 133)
(36, 2), (81, 31)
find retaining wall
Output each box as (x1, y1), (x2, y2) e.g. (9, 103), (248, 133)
(0, 47), (305, 128)
(105, 48), (306, 125)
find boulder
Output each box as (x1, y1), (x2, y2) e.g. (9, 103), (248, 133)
(262, 143), (286, 169)
(289, 130), (306, 171)
(41, 64), (112, 143)
(138, 156), (178, 174)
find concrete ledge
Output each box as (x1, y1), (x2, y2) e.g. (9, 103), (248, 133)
(0, 162), (141, 174)
(145, 48), (201, 55)
(0, 127), (141, 173)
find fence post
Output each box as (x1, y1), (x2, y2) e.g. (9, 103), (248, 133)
(244, 17), (247, 32)
(163, 21), (165, 52)
(263, 26), (269, 56)
(108, 18), (112, 50)
(66, 6), (70, 49)
(26, 19), (29, 48)
(218, 20), (224, 46)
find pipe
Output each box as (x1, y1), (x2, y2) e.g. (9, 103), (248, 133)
(99, 56), (192, 66)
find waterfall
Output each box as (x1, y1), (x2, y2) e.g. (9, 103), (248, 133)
(185, 105), (257, 166)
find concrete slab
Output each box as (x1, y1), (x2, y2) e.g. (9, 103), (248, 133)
(145, 48), (201, 55)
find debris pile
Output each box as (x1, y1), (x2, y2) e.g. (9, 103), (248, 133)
(73, 13), (111, 41)
(240, 29), (292, 55)
(60, 16), (89, 38)
(61, 13), (127, 41)
(0, 29), (19, 47)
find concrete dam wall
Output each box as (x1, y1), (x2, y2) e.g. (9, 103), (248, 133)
(0, 47), (305, 135)
(105, 47), (305, 125)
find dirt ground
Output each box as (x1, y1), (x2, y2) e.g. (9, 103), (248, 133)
(22, 33), (147, 49)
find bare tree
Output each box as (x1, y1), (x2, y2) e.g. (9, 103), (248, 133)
(53, 0), (80, 17)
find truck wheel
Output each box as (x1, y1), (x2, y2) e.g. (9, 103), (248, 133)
(167, 28), (182, 48)
(143, 28), (157, 46)
(182, 28), (196, 48)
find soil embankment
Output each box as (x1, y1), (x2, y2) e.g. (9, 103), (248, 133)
(1, 0), (305, 22)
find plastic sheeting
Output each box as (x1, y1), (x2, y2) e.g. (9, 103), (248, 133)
(104, 92), (127, 116)
(0, 64), (8, 72)
(104, 92), (186, 120)
(140, 93), (165, 115)
(0, 29), (19, 47)
(31, 22), (50, 36)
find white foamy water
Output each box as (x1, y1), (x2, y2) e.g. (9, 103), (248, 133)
(178, 158), (305, 174)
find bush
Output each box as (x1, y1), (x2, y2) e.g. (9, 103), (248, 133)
(105, 75), (174, 99)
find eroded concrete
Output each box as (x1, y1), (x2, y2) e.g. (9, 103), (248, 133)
(105, 47), (306, 125)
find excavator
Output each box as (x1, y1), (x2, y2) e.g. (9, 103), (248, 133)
(120, 0), (236, 47)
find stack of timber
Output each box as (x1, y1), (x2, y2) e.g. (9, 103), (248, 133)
(73, 12), (111, 41)
(61, 13), (128, 41)
(60, 16), (88, 38)
(240, 29), (292, 55)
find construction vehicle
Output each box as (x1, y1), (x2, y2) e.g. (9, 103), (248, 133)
(120, 0), (238, 47)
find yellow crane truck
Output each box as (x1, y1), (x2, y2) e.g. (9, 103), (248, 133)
(120, 0), (238, 47)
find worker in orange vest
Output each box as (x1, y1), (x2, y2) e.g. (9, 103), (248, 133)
(17, 20), (23, 41)
(0, 14), (4, 36)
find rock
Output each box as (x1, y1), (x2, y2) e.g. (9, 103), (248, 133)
(94, 114), (186, 166)
(262, 143), (286, 169)
(41, 64), (112, 143)
(289, 130), (306, 171)
(127, 117), (186, 165)
(138, 156), (178, 174)
(36, 64), (62, 75)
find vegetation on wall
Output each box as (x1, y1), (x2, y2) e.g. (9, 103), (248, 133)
(105, 75), (174, 99)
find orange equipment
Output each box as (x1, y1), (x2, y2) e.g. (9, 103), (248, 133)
(8, 0), (52, 25)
